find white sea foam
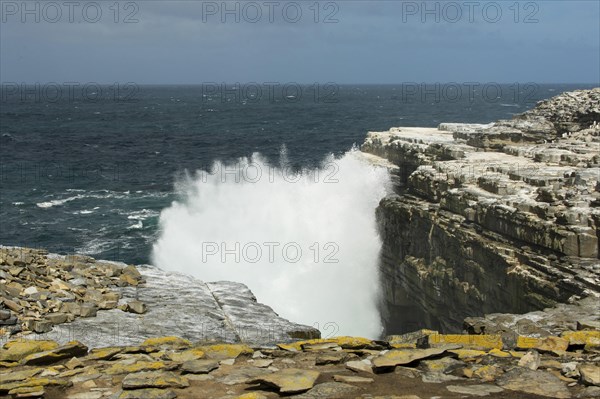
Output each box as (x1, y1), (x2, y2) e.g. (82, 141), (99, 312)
(127, 221), (144, 230)
(152, 149), (392, 338)
(37, 195), (83, 208)
(37, 191), (168, 209)
(126, 209), (160, 220)
(73, 210), (94, 215)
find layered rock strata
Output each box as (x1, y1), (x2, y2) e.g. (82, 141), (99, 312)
(361, 88), (600, 334)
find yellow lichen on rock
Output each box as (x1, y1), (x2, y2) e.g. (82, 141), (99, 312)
(236, 393), (268, 399)
(0, 340), (59, 362)
(104, 361), (169, 375)
(387, 329), (438, 349)
(516, 336), (569, 352)
(1, 368), (43, 384)
(427, 334), (503, 350)
(168, 348), (206, 363)
(0, 377), (72, 392)
(584, 337), (600, 351)
(561, 330), (600, 346)
(277, 339), (332, 351)
(330, 336), (374, 349)
(86, 347), (123, 361)
(7, 385), (45, 397)
(472, 365), (504, 382)
(196, 344), (253, 360)
(488, 348), (511, 358)
(141, 336), (192, 350)
(508, 351), (525, 358)
(278, 336), (374, 352)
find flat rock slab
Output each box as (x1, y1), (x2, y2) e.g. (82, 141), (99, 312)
(67, 393), (104, 399)
(333, 375), (374, 383)
(373, 348), (448, 369)
(345, 360), (373, 374)
(122, 371), (189, 389)
(31, 265), (319, 348)
(0, 340), (59, 363)
(446, 384), (505, 397)
(302, 342), (341, 351)
(1, 368), (43, 384)
(294, 382), (360, 398)
(22, 341), (88, 366)
(497, 368), (571, 398)
(118, 389), (177, 399)
(421, 372), (462, 384)
(250, 368), (320, 393)
(218, 366), (272, 385)
(251, 359), (274, 368)
(8, 386), (45, 398)
(579, 364), (600, 386)
(181, 359), (220, 374)
(316, 352), (347, 365)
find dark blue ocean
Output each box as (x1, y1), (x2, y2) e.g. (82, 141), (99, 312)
(0, 83), (595, 264)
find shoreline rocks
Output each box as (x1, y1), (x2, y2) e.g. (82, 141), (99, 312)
(0, 246), (144, 336)
(1, 331), (599, 398)
(1, 246), (320, 348)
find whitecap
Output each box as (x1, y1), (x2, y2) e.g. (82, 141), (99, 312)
(36, 195), (82, 208)
(128, 221), (143, 229)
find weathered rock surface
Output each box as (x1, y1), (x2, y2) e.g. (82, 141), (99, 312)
(361, 88), (600, 334)
(1, 332), (599, 398)
(249, 368), (320, 393)
(0, 246), (319, 348)
(121, 371), (190, 389)
(497, 367), (572, 398)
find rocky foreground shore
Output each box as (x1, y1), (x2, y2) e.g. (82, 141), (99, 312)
(1, 324), (599, 398)
(0, 246), (319, 347)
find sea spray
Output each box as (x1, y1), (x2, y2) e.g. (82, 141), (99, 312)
(151, 148), (392, 338)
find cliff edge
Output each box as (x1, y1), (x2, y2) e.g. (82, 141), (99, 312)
(361, 88), (600, 334)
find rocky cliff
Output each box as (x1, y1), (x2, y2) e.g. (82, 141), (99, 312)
(361, 88), (600, 335)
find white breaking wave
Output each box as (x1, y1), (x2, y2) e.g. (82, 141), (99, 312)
(37, 195), (83, 208)
(126, 209), (160, 220)
(37, 191), (170, 209)
(128, 221), (144, 230)
(152, 149), (392, 338)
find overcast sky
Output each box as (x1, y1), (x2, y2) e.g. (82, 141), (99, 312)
(1, 0), (599, 84)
